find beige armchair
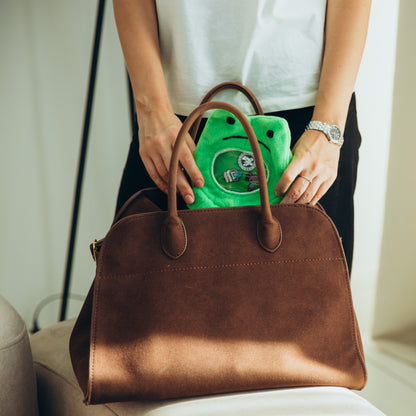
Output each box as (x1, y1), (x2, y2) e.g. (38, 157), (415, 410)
(0, 296), (38, 416)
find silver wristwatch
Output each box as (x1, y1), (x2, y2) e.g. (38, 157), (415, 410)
(305, 121), (344, 148)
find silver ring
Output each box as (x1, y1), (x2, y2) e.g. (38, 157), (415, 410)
(298, 175), (313, 184)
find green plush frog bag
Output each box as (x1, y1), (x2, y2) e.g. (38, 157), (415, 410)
(188, 83), (292, 209)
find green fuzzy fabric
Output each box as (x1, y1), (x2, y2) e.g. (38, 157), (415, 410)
(188, 109), (292, 209)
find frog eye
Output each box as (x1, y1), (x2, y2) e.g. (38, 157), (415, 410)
(266, 130), (274, 138)
(226, 117), (236, 125)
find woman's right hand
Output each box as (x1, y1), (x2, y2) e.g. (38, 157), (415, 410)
(137, 106), (204, 205)
(114, 0), (203, 203)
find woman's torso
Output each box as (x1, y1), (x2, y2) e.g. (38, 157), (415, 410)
(155, 0), (327, 115)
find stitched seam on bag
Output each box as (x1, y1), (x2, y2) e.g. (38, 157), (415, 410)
(340, 256), (367, 386)
(93, 255), (366, 390)
(320, 212), (366, 386)
(161, 219), (188, 259)
(99, 257), (345, 279)
(97, 203), (343, 277)
(89, 279), (101, 404)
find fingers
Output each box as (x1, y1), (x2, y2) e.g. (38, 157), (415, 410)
(143, 145), (198, 205)
(139, 119), (204, 205)
(163, 135), (204, 205)
(310, 181), (333, 206)
(275, 130), (340, 205)
(274, 156), (317, 203)
(281, 175), (317, 204)
(279, 172), (336, 205)
(275, 157), (304, 197)
(178, 137), (204, 189)
(141, 155), (168, 194)
(176, 166), (196, 205)
(295, 177), (319, 204)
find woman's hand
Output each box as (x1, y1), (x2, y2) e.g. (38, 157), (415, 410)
(273, 0), (371, 205)
(137, 108), (204, 205)
(274, 130), (340, 205)
(113, 0), (204, 204)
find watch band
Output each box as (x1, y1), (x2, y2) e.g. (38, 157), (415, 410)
(306, 121), (344, 148)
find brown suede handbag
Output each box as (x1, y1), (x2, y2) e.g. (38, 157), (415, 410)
(69, 99), (367, 405)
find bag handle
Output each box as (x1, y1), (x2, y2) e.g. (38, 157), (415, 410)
(189, 82), (264, 140)
(161, 101), (282, 259)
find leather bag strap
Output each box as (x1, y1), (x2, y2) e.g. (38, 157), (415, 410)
(199, 82), (264, 114)
(189, 82), (264, 140)
(161, 101), (282, 259)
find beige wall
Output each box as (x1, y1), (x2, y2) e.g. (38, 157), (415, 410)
(351, 0), (399, 334)
(0, 0), (130, 327)
(373, 0), (416, 341)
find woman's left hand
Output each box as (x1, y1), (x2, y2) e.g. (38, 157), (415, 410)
(274, 129), (340, 205)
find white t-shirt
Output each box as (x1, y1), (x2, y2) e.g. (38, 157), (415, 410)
(155, 0), (327, 115)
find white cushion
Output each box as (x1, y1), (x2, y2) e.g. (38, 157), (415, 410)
(31, 320), (385, 416)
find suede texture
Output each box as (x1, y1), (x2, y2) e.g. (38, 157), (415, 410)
(70, 190), (367, 404)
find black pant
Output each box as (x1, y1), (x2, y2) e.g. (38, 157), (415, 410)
(116, 94), (361, 274)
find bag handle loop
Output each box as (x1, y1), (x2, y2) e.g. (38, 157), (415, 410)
(189, 82), (264, 140)
(161, 101), (282, 259)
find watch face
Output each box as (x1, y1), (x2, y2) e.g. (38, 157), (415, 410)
(329, 125), (342, 142)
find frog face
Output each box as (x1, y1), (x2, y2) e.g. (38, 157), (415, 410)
(191, 109), (292, 208)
